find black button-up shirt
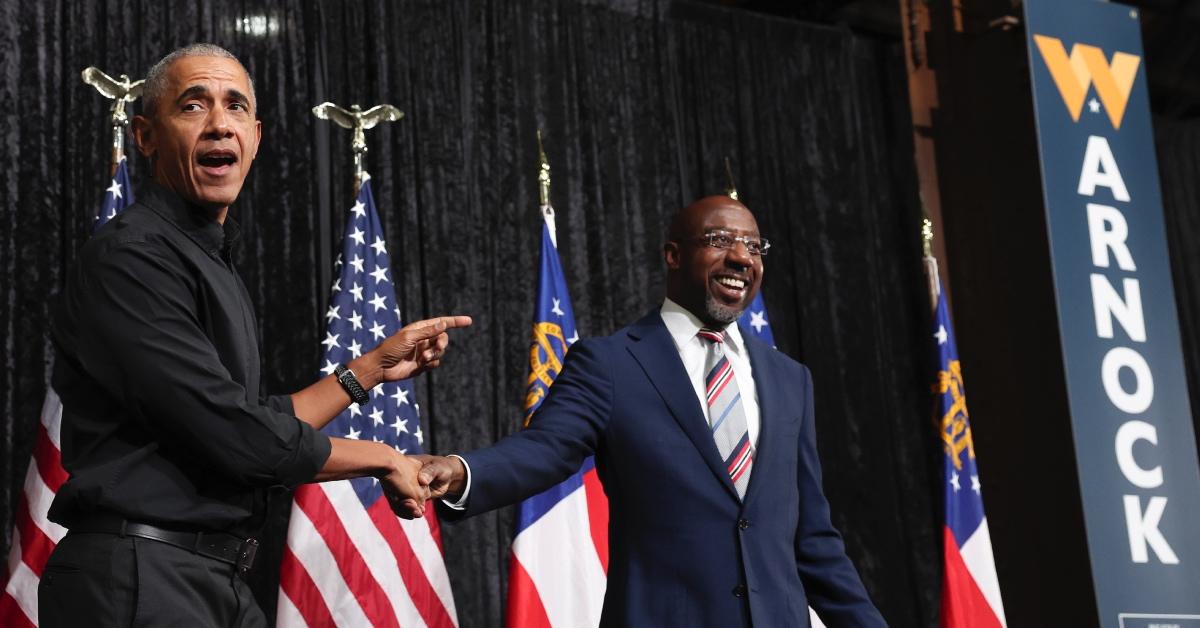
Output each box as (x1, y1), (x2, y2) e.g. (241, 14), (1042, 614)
(49, 181), (331, 536)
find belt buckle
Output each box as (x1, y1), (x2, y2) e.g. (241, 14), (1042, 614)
(237, 538), (259, 573)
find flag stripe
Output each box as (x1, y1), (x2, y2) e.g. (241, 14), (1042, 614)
(368, 502), (456, 628)
(33, 424), (68, 492)
(279, 545), (337, 628)
(511, 488), (607, 627)
(941, 527), (1003, 628)
(294, 486), (402, 628)
(14, 495), (56, 581)
(959, 520), (1006, 625)
(425, 510), (444, 553)
(398, 515), (457, 622)
(582, 466), (609, 573)
(39, 390), (63, 448)
(514, 470), (586, 533)
(283, 504), (375, 627)
(505, 558), (553, 628)
(318, 483), (428, 627)
(1, 558), (39, 627)
(276, 584), (318, 628)
(22, 457), (66, 547)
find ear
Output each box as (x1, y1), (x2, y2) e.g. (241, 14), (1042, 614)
(663, 241), (681, 269)
(248, 118), (262, 161)
(131, 115), (155, 158)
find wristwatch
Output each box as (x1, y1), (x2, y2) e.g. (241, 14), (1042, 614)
(334, 364), (370, 405)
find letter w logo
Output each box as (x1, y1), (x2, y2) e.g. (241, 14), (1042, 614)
(1033, 35), (1140, 130)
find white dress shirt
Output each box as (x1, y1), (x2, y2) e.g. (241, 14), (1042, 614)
(444, 298), (762, 509)
(659, 298), (761, 448)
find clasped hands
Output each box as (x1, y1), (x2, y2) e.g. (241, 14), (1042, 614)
(379, 454), (467, 519)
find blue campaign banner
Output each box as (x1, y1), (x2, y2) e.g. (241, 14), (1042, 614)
(1025, 0), (1200, 624)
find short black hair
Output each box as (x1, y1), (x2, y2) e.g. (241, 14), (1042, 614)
(141, 43), (255, 117)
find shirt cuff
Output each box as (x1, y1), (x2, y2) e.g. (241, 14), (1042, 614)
(440, 454), (472, 510)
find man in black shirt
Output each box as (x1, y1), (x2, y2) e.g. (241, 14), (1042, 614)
(39, 43), (467, 627)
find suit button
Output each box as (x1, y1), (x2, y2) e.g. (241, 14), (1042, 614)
(737, 519), (750, 530)
(732, 584), (747, 598)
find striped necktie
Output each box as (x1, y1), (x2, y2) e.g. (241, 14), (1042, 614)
(698, 327), (753, 498)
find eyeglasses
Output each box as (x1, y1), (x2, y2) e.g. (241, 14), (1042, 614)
(697, 230), (771, 256)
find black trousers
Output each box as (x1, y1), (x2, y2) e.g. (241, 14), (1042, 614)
(38, 531), (267, 627)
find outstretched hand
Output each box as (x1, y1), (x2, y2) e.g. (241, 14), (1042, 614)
(373, 315), (472, 383)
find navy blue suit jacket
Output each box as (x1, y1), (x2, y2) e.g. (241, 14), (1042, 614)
(446, 311), (885, 627)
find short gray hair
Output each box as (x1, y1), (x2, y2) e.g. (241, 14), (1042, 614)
(141, 43), (256, 117)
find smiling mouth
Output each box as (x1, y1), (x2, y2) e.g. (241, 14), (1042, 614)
(717, 276), (745, 290)
(712, 275), (749, 301)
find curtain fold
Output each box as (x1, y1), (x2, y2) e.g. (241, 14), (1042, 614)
(1, 1), (959, 625)
(1156, 116), (1200, 463)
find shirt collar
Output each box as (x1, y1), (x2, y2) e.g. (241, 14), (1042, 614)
(659, 298), (745, 354)
(138, 179), (240, 260)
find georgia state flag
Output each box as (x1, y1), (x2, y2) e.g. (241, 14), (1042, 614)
(933, 289), (1007, 628)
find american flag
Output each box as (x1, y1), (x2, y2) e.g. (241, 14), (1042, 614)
(737, 291), (775, 347)
(932, 277), (1006, 628)
(277, 178), (458, 627)
(95, 156), (134, 230)
(505, 207), (609, 627)
(0, 159), (134, 627)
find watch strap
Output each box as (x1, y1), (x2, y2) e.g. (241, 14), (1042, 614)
(334, 364), (370, 405)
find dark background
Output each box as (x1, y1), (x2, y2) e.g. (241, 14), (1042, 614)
(2, 0), (1198, 627)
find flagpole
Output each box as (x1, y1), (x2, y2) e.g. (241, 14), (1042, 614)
(537, 130), (558, 247)
(80, 67), (143, 177)
(311, 102), (404, 199)
(922, 216), (941, 310)
(723, 156), (739, 200)
(110, 124), (124, 176)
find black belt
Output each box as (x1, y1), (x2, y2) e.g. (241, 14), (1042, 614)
(70, 515), (259, 573)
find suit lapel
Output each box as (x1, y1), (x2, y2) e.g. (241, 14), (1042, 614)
(625, 311), (741, 501)
(742, 335), (785, 506)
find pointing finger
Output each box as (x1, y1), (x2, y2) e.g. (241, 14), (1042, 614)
(401, 315), (473, 342)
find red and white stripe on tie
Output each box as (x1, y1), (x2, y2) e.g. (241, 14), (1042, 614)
(698, 328), (754, 498)
(726, 435), (754, 486)
(705, 360), (737, 407)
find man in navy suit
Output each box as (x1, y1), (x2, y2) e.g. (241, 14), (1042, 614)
(423, 195), (885, 627)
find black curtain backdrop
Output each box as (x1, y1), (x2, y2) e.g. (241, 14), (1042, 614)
(0, 1), (946, 625)
(1156, 116), (1200, 462)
